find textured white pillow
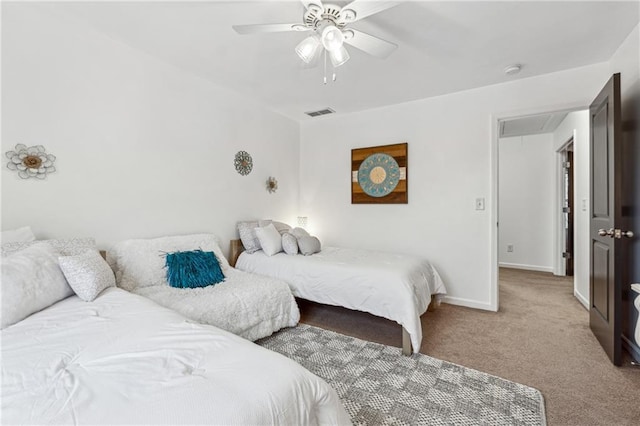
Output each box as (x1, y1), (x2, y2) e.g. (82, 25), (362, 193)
(1, 237), (96, 257)
(107, 234), (230, 292)
(59, 250), (116, 302)
(254, 224), (283, 256)
(1, 226), (35, 243)
(282, 232), (298, 255)
(298, 236), (322, 256)
(237, 221), (262, 253)
(290, 227), (310, 239)
(1, 242), (73, 329)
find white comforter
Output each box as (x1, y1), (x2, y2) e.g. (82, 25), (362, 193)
(1, 288), (351, 425)
(236, 247), (447, 352)
(134, 268), (300, 342)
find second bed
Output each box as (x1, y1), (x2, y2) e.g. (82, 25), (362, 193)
(234, 244), (447, 354)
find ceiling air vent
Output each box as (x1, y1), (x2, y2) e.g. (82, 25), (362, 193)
(305, 108), (335, 117)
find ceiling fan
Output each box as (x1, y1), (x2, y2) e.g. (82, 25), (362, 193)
(232, 0), (399, 71)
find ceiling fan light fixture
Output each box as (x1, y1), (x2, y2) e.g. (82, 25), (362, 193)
(321, 25), (345, 51)
(329, 45), (350, 67)
(296, 35), (321, 63)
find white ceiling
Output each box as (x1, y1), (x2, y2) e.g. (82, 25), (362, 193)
(44, 1), (639, 121)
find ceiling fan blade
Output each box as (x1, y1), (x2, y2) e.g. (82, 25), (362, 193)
(338, 0), (399, 23)
(343, 29), (397, 58)
(232, 23), (310, 35)
(300, 0), (323, 12)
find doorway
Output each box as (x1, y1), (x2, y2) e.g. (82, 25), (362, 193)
(493, 107), (589, 311)
(559, 141), (574, 277)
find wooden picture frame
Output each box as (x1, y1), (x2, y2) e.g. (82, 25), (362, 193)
(351, 142), (408, 204)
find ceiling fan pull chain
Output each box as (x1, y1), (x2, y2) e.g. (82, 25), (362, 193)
(323, 50), (328, 85)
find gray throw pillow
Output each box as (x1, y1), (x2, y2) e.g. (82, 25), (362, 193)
(237, 221), (261, 253)
(58, 249), (116, 302)
(297, 236), (321, 256)
(281, 232), (298, 255)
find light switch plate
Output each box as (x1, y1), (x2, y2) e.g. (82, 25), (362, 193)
(475, 198), (485, 210)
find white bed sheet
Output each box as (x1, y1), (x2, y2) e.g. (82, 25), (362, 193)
(236, 247), (447, 352)
(1, 288), (350, 425)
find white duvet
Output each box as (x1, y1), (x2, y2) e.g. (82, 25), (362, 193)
(1, 288), (351, 425)
(133, 268), (300, 342)
(236, 247), (447, 352)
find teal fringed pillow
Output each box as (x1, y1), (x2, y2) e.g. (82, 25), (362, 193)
(165, 250), (225, 289)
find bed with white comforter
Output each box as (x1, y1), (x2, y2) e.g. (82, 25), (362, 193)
(236, 246), (447, 353)
(1, 288), (350, 425)
(108, 233), (299, 341)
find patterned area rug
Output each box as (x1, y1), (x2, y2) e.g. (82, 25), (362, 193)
(257, 324), (546, 426)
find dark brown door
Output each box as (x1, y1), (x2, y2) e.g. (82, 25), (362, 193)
(564, 149), (574, 276)
(589, 73), (622, 366)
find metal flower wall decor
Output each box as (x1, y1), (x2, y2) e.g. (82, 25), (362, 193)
(266, 176), (278, 193)
(5, 144), (56, 180)
(234, 151), (253, 176)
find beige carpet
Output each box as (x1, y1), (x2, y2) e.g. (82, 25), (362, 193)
(297, 268), (640, 425)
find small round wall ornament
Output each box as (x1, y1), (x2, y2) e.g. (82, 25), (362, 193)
(234, 150), (253, 176)
(266, 176), (278, 193)
(5, 144), (56, 180)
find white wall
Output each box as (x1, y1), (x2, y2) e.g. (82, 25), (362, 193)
(552, 110), (590, 307)
(300, 63), (610, 310)
(498, 134), (554, 272)
(1, 4), (300, 256)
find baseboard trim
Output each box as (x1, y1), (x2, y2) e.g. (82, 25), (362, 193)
(622, 335), (640, 363)
(499, 262), (554, 273)
(441, 296), (496, 312)
(573, 289), (589, 310)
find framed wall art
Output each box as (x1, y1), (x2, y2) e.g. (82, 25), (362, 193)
(351, 142), (408, 204)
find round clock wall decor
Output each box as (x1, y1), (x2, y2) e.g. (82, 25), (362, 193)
(357, 153), (401, 197)
(234, 151), (253, 176)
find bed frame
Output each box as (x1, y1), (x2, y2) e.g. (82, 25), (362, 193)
(229, 239), (435, 356)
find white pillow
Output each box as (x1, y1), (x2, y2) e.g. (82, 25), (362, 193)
(298, 236), (322, 256)
(1, 226), (35, 243)
(107, 234), (230, 292)
(237, 221), (262, 253)
(254, 224), (283, 256)
(1, 242), (73, 329)
(259, 220), (292, 235)
(282, 232), (298, 255)
(59, 250), (116, 302)
(290, 227), (310, 239)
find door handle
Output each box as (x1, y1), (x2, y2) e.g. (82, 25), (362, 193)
(598, 228), (635, 238)
(614, 229), (634, 239)
(598, 228), (614, 237)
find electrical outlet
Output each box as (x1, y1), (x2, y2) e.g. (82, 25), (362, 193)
(507, 244), (514, 253)
(475, 198), (485, 210)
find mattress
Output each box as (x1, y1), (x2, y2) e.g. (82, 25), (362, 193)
(236, 246), (447, 352)
(133, 268), (300, 342)
(1, 288), (351, 425)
